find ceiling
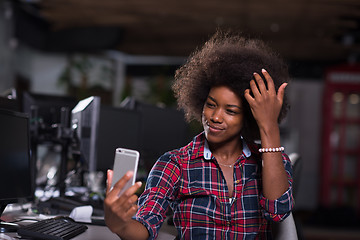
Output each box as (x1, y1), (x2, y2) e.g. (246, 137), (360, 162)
(14, 0), (360, 63)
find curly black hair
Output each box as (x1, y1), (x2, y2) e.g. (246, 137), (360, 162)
(172, 30), (290, 141)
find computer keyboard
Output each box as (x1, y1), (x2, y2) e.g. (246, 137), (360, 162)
(17, 217), (88, 240)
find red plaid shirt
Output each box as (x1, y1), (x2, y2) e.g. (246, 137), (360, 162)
(135, 132), (294, 239)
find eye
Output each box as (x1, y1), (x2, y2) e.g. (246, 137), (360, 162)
(226, 107), (242, 115)
(226, 109), (237, 115)
(205, 101), (215, 108)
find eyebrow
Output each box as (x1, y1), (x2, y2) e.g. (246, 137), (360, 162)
(207, 96), (242, 110)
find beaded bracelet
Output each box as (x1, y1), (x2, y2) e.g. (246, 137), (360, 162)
(258, 146), (284, 153)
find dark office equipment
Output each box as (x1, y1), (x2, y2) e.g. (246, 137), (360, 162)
(0, 96), (20, 111)
(36, 196), (104, 217)
(22, 92), (77, 139)
(22, 92), (77, 196)
(71, 96), (141, 173)
(121, 98), (192, 171)
(139, 102), (190, 154)
(0, 109), (33, 232)
(17, 217), (88, 240)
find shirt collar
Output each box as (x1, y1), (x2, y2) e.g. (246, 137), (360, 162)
(204, 137), (251, 160)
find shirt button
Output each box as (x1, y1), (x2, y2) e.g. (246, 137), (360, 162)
(226, 221), (231, 226)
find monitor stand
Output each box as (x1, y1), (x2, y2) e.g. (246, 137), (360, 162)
(0, 204), (19, 233)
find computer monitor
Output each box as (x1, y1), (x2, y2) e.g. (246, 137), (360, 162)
(21, 92), (77, 195)
(71, 96), (101, 173)
(96, 105), (141, 172)
(0, 110), (32, 225)
(22, 92), (77, 141)
(71, 96), (141, 173)
(121, 99), (192, 171)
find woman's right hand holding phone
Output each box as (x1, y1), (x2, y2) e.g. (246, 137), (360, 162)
(104, 170), (145, 238)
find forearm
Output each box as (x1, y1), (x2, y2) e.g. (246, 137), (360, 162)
(259, 124), (289, 200)
(115, 219), (149, 240)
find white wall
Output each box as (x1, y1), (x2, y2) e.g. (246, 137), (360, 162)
(14, 45), (68, 95)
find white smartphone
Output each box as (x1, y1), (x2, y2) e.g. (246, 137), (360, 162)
(110, 148), (140, 195)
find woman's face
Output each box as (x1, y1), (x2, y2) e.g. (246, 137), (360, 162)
(202, 86), (244, 145)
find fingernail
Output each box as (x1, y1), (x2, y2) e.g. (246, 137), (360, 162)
(126, 171), (134, 177)
(262, 68), (267, 73)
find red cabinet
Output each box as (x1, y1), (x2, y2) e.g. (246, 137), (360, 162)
(320, 64), (360, 211)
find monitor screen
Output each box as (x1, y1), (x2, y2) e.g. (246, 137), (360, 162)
(0, 109), (32, 215)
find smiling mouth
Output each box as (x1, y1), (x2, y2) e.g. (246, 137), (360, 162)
(207, 123), (224, 131)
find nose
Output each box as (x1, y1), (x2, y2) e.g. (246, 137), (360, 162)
(210, 109), (222, 123)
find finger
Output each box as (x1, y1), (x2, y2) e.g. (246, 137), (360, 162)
(108, 171), (134, 198)
(244, 89), (255, 103)
(122, 181), (143, 198)
(277, 82), (288, 102)
(106, 186), (139, 214)
(124, 203), (139, 219)
(106, 169), (113, 194)
(261, 69), (276, 93)
(253, 72), (268, 94)
(123, 192), (139, 209)
(249, 79), (261, 99)
(116, 189), (139, 214)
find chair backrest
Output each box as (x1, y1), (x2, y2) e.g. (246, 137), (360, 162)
(272, 152), (301, 240)
(288, 152), (302, 200)
(272, 212), (298, 240)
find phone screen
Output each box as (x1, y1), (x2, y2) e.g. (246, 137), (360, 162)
(111, 148), (139, 195)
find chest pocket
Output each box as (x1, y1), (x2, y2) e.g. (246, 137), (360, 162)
(178, 171), (211, 197)
(242, 163), (261, 184)
(177, 163), (221, 200)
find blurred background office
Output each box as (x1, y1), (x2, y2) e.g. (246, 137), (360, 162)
(1, 0), (360, 239)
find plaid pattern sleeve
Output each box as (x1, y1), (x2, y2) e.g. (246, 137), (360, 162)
(259, 153), (294, 222)
(135, 132), (294, 240)
(135, 152), (181, 240)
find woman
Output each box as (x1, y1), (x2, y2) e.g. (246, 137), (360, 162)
(104, 30), (294, 239)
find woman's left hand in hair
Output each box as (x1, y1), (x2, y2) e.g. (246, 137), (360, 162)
(244, 68), (287, 131)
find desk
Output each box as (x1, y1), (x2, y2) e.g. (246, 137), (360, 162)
(1, 208), (177, 240)
(0, 225), (119, 240)
(1, 223), (176, 240)
(73, 224), (177, 240)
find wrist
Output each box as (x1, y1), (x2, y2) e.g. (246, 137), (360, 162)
(258, 124), (281, 149)
(259, 124), (280, 139)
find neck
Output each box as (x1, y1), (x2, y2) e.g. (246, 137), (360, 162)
(209, 139), (243, 164)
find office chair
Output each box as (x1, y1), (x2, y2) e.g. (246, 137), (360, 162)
(272, 152), (301, 240)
